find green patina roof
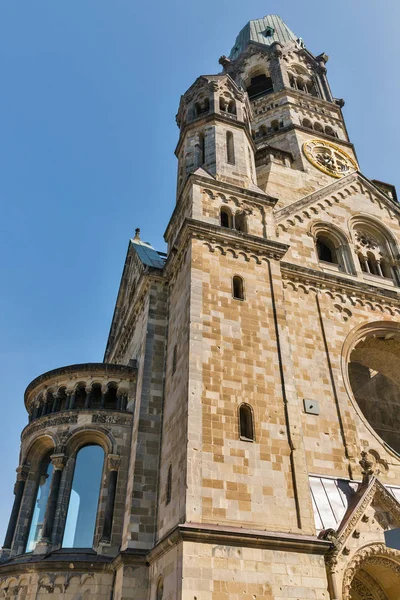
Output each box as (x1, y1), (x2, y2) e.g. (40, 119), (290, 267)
(229, 14), (299, 60)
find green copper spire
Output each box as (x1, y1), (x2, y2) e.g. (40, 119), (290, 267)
(229, 14), (299, 60)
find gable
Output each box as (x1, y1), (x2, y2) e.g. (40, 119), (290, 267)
(275, 172), (400, 238)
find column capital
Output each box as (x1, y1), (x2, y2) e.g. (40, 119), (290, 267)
(107, 454), (121, 472)
(16, 465), (29, 482)
(50, 453), (66, 471)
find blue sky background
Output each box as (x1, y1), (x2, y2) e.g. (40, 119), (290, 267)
(0, 0), (399, 541)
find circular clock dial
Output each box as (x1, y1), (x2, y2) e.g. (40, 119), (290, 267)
(303, 139), (358, 178)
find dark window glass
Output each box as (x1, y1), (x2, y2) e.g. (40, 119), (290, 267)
(316, 238), (337, 264)
(239, 404), (254, 440)
(232, 276), (244, 300)
(26, 459), (53, 552)
(247, 74), (273, 100)
(166, 465), (172, 505)
(62, 445), (104, 548)
(220, 208), (232, 228)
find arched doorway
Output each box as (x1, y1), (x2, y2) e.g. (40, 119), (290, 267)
(344, 545), (400, 600)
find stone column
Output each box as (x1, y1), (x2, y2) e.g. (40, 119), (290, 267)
(101, 385), (107, 409)
(34, 454), (65, 554)
(51, 392), (59, 413)
(84, 384), (92, 409)
(101, 454), (121, 543)
(2, 466), (29, 551)
(68, 390), (76, 410)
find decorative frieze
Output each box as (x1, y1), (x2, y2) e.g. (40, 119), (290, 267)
(91, 414), (132, 426)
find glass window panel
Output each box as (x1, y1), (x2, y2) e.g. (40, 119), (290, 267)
(62, 445), (104, 548)
(26, 460), (53, 552)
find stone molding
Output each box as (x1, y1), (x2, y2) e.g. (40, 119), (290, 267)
(21, 414), (78, 440)
(275, 172), (400, 234)
(146, 523), (331, 565)
(25, 363), (137, 407)
(167, 218), (289, 276)
(281, 261), (400, 311)
(92, 413), (132, 426)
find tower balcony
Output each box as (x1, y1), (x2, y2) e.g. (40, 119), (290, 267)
(23, 362), (137, 429)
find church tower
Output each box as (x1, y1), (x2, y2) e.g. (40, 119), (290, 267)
(1, 14), (400, 600)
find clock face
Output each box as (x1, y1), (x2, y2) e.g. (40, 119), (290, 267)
(303, 139), (358, 178)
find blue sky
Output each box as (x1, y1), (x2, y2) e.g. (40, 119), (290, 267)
(0, 0), (399, 541)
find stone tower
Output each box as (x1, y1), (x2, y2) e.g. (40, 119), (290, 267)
(1, 13), (400, 600)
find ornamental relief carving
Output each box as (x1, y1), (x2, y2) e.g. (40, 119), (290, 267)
(342, 545), (400, 600)
(282, 277), (400, 316)
(22, 415), (78, 439)
(91, 413), (132, 426)
(275, 179), (400, 236)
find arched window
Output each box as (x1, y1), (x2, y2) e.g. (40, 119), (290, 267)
(353, 220), (400, 284)
(239, 404), (254, 441)
(234, 212), (247, 233)
(259, 125), (267, 137)
(62, 445), (104, 548)
(246, 74), (273, 100)
(302, 118), (313, 130)
(172, 344), (177, 374)
(271, 120), (279, 132)
(166, 464), (172, 505)
(227, 100), (236, 115)
(232, 276), (244, 300)
(316, 235), (337, 264)
(156, 577), (164, 600)
(314, 122), (324, 133)
(226, 131), (235, 165)
(220, 207), (232, 229)
(195, 98), (209, 116)
(26, 454), (53, 552)
(104, 383), (118, 409)
(324, 125), (335, 137)
(219, 97), (227, 112)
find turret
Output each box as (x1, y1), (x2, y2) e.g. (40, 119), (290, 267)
(175, 74), (256, 193)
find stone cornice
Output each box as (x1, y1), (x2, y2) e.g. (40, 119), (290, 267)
(146, 523), (331, 564)
(281, 261), (400, 304)
(25, 364), (137, 407)
(165, 219), (289, 280)
(0, 552), (112, 574)
(255, 123), (354, 151)
(165, 174), (278, 244)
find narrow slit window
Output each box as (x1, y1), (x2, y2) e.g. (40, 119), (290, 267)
(239, 404), (254, 441)
(172, 345), (177, 374)
(166, 465), (172, 505)
(232, 276), (244, 300)
(226, 131), (235, 165)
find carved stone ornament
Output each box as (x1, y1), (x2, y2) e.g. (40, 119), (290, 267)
(23, 414), (78, 439)
(360, 451), (374, 484)
(50, 453), (66, 470)
(342, 543), (400, 600)
(354, 230), (380, 250)
(16, 465), (29, 482)
(107, 454), (121, 471)
(91, 413), (132, 426)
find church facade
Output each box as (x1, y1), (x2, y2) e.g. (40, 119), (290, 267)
(1, 13), (400, 600)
